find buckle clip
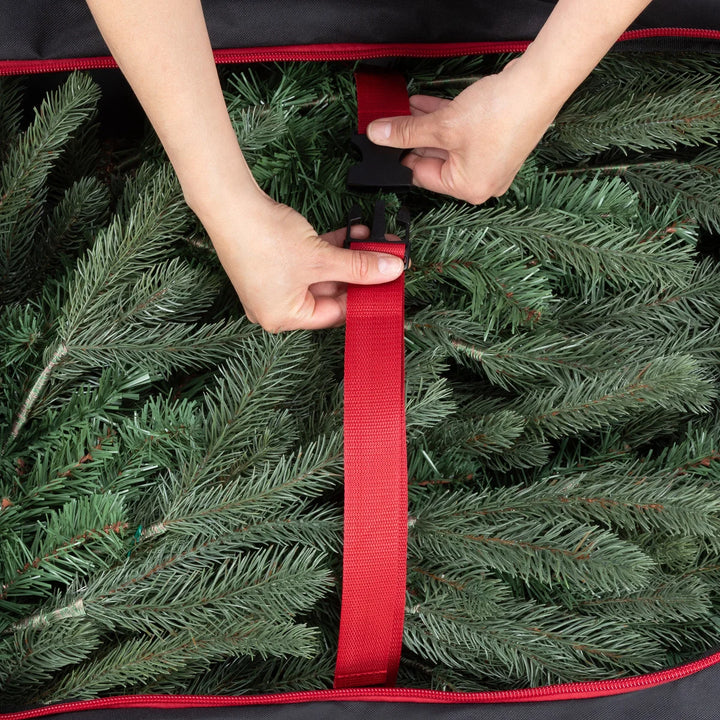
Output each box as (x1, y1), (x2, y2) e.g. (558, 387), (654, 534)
(347, 134), (413, 192)
(344, 199), (411, 270)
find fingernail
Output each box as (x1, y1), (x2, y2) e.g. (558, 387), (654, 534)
(379, 256), (404, 276)
(369, 121), (391, 142)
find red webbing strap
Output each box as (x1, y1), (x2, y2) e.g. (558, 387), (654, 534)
(335, 242), (408, 689)
(354, 68), (411, 134)
(334, 69), (411, 690)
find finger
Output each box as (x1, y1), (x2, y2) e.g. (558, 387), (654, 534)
(367, 111), (444, 151)
(316, 225), (371, 294)
(316, 242), (405, 286)
(322, 223), (369, 248)
(322, 289), (348, 328)
(309, 279), (342, 297)
(402, 154), (453, 196)
(309, 285), (348, 327)
(409, 94), (453, 114)
(404, 146), (449, 161)
(291, 290), (346, 330)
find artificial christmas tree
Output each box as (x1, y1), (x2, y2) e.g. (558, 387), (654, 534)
(2, 50), (720, 710)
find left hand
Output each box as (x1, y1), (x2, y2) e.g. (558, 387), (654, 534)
(366, 58), (563, 205)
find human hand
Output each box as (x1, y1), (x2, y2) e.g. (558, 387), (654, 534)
(366, 57), (564, 205)
(198, 192), (406, 333)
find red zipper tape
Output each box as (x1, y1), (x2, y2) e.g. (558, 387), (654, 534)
(2, 28), (720, 76)
(2, 650), (719, 720)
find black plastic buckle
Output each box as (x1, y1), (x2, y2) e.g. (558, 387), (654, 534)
(344, 199), (411, 270)
(347, 134), (413, 192)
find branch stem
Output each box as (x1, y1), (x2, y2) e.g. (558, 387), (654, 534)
(549, 159), (678, 176)
(11, 343), (69, 438)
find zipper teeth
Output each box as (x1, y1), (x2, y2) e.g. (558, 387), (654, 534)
(3, 652), (719, 720)
(0, 57), (118, 76)
(0, 42), (528, 76)
(625, 26), (720, 39)
(3, 27), (720, 76)
(213, 42), (529, 64)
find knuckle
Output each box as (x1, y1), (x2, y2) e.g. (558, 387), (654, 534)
(255, 312), (285, 334)
(460, 179), (491, 205)
(307, 238), (329, 272)
(463, 174), (511, 205)
(434, 115), (459, 146)
(397, 120), (414, 148)
(466, 190), (490, 205)
(497, 180), (513, 197)
(352, 251), (371, 280)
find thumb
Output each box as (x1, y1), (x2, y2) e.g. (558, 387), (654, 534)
(367, 113), (440, 150)
(321, 244), (405, 285)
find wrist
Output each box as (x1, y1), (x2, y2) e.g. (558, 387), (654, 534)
(186, 176), (282, 259)
(181, 157), (268, 224)
(513, 0), (650, 111)
(498, 50), (570, 125)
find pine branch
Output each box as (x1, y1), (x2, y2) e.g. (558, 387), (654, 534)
(0, 77), (24, 155)
(410, 488), (655, 593)
(58, 164), (190, 336)
(5, 370), (145, 499)
(540, 53), (720, 161)
(60, 318), (255, 379)
(449, 327), (634, 393)
(548, 151), (720, 233)
(510, 169), (644, 224)
(646, 420), (720, 478)
(150, 651), (335, 696)
(6, 370), (143, 494)
(554, 258), (720, 334)
(80, 544), (330, 635)
(409, 212), (551, 330)
(0, 73), (101, 304)
(424, 410), (527, 468)
(187, 331), (322, 486)
(458, 464), (720, 542)
(404, 572), (664, 685)
(37, 624), (321, 704)
(43, 177), (111, 259)
(225, 63), (357, 227)
(405, 307), (611, 392)
(571, 574), (710, 624)
(482, 204), (696, 294)
(0, 494), (127, 611)
(5, 168), (255, 438)
(621, 148), (720, 232)
(9, 343), (68, 439)
(108, 395), (205, 498)
(521, 355), (715, 439)
(152, 436), (343, 547)
(0, 301), (47, 378)
(404, 350), (456, 438)
(0, 619), (101, 705)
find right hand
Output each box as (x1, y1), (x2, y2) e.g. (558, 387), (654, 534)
(198, 191), (406, 333)
(366, 57), (562, 206)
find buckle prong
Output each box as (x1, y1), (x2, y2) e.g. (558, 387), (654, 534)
(344, 199), (411, 270)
